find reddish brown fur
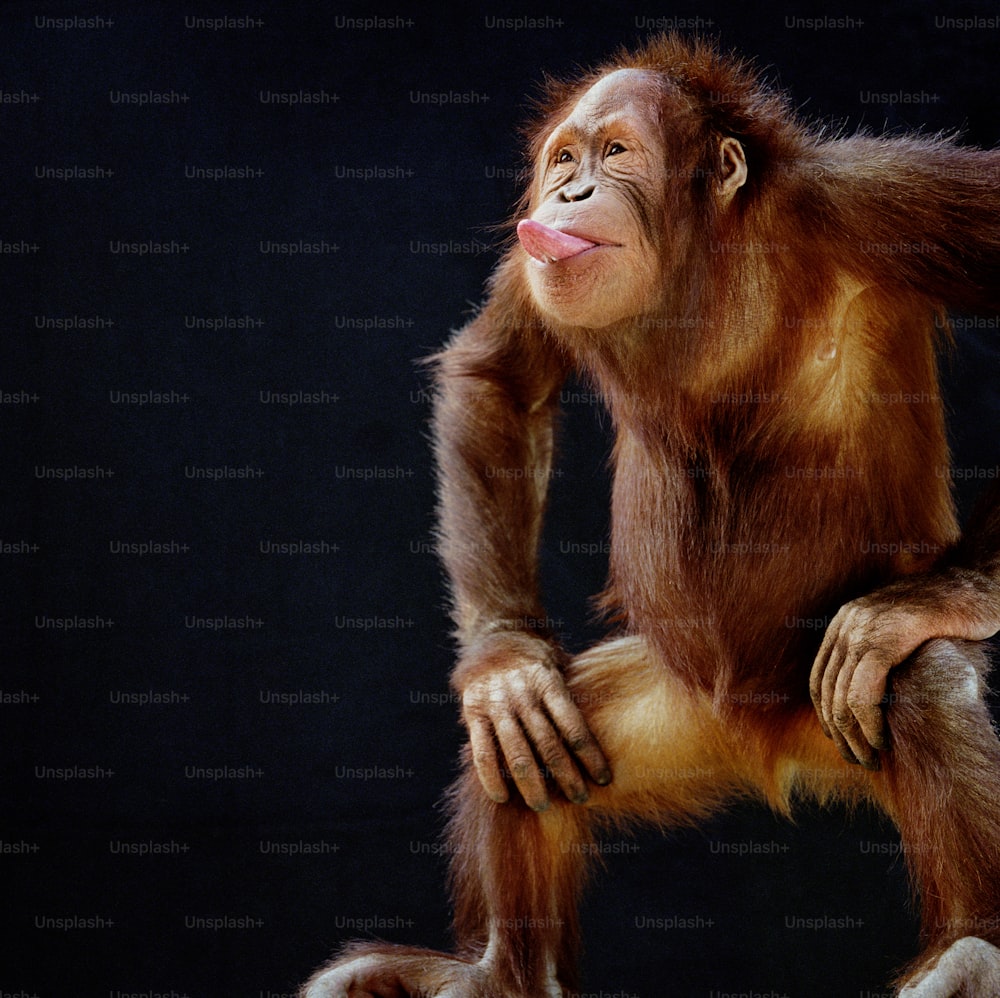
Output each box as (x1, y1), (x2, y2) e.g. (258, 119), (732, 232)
(302, 35), (1000, 997)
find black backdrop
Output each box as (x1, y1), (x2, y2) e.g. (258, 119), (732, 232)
(4, 2), (1000, 996)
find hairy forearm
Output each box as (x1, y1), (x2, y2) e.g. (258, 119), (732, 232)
(432, 374), (557, 645)
(428, 285), (568, 651)
(944, 480), (1000, 635)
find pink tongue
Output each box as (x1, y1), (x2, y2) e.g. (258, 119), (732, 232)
(517, 219), (596, 262)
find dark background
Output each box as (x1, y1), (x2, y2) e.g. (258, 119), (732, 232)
(3, 2), (1000, 996)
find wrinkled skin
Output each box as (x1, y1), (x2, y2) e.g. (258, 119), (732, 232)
(811, 571), (1000, 770)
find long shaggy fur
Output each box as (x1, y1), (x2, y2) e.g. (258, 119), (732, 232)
(302, 34), (1000, 997)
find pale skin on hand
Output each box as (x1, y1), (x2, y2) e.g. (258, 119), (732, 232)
(468, 579), (1000, 789)
(810, 575), (1000, 769)
(461, 659), (611, 810)
(810, 599), (932, 769)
